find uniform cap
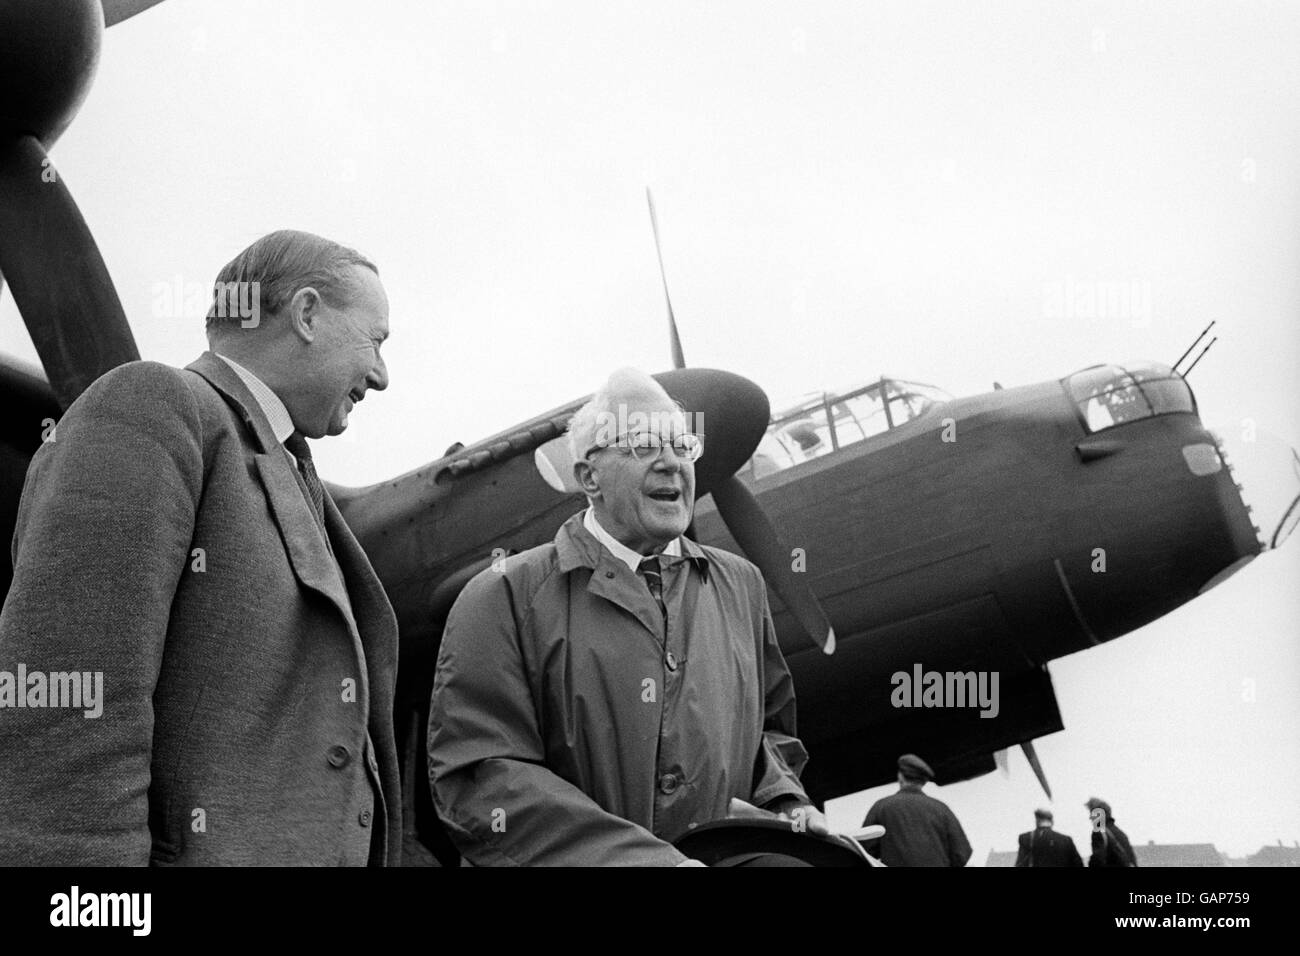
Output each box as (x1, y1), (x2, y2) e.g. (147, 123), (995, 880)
(898, 753), (935, 781)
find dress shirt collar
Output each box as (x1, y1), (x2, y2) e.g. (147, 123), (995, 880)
(215, 353), (296, 446)
(583, 506), (681, 572)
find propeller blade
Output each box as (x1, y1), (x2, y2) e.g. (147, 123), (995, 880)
(1020, 740), (1052, 800)
(0, 135), (139, 407)
(646, 187), (687, 370)
(642, 201), (828, 651)
(710, 475), (836, 654)
(656, 365), (834, 653)
(102, 0), (168, 27)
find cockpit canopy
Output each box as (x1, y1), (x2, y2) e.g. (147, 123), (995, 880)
(1063, 361), (1195, 434)
(748, 377), (951, 480)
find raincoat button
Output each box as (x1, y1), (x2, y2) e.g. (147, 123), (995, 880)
(659, 773), (679, 794)
(327, 745), (351, 768)
(666, 652), (678, 671)
(605, 571), (615, 579)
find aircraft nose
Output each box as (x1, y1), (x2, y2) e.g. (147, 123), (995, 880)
(1215, 428), (1300, 551)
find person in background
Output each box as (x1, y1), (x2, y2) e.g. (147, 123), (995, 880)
(861, 753), (972, 867)
(1086, 797), (1138, 867)
(1014, 807), (1083, 867)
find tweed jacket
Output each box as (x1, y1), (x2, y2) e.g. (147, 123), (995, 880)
(0, 353), (401, 865)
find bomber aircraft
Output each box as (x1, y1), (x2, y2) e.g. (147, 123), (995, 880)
(1, 0), (1295, 865)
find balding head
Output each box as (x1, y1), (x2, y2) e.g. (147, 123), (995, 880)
(568, 368), (683, 462)
(569, 368), (696, 554)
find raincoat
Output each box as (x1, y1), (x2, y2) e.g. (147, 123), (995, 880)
(428, 512), (811, 865)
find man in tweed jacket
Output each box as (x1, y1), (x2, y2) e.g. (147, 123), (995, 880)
(0, 230), (400, 865)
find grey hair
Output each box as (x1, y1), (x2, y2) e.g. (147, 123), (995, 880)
(205, 229), (377, 333)
(567, 367), (683, 463)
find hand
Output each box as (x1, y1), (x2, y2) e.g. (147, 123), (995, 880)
(776, 804), (830, 836)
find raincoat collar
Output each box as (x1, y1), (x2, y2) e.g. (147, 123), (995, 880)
(556, 511), (709, 579)
(582, 506), (682, 571)
(556, 511), (709, 638)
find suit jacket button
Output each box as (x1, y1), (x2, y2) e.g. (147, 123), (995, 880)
(359, 809), (373, 827)
(666, 651), (678, 671)
(327, 745), (351, 768)
(659, 773), (679, 794)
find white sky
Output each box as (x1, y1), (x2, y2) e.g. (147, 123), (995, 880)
(2, 0), (1297, 860)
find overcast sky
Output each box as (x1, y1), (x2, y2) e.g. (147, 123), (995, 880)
(2, 0), (1297, 860)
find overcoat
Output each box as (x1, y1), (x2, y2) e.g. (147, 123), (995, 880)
(1015, 827), (1084, 867)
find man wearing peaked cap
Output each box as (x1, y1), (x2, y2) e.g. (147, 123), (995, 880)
(1015, 807), (1083, 867)
(860, 753), (971, 866)
(899, 753), (934, 781)
(1086, 797), (1138, 867)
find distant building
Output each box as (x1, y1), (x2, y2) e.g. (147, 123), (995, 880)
(1132, 841), (1222, 867)
(1243, 842), (1300, 867)
(988, 839), (1300, 867)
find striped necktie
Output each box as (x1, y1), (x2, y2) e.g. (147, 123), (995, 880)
(284, 431), (326, 529)
(637, 556), (667, 618)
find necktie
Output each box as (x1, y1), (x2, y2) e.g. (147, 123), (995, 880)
(284, 431), (326, 529)
(637, 555), (667, 619)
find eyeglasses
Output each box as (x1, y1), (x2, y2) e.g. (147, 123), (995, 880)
(585, 432), (704, 463)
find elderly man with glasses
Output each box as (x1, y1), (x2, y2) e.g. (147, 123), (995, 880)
(428, 367), (825, 865)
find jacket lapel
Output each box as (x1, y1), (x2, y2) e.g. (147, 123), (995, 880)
(254, 454), (358, 627)
(324, 495), (398, 684)
(184, 352), (357, 627)
(186, 351), (279, 453)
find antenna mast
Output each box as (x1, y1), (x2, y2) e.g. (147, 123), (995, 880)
(1173, 321), (1215, 374)
(1182, 337), (1218, 378)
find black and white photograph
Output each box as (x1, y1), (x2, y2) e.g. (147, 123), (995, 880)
(0, 0), (1297, 932)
